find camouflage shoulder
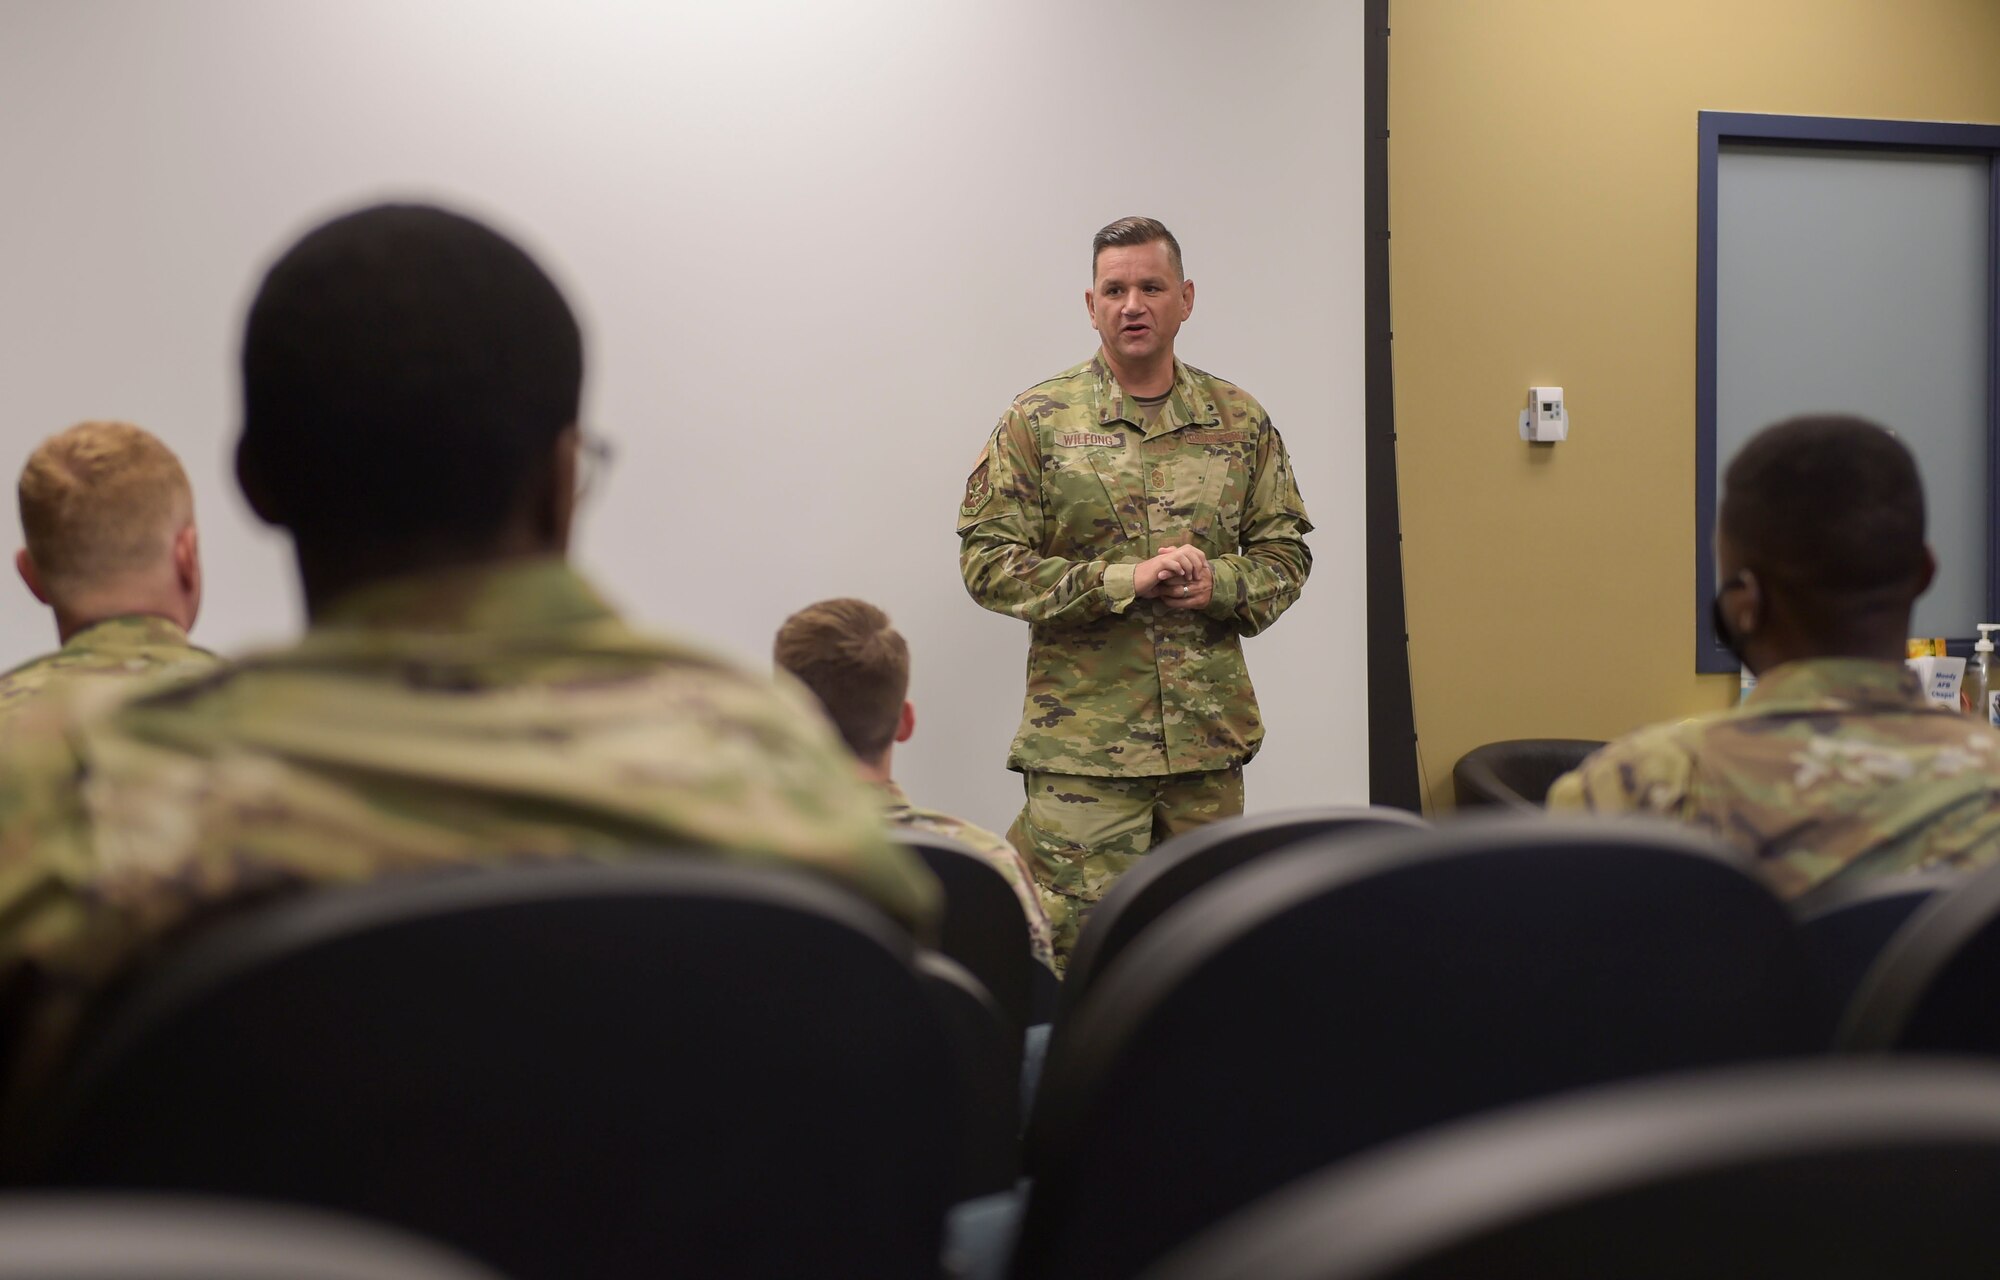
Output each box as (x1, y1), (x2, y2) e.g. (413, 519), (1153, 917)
(0, 647), (152, 729)
(590, 644), (943, 934)
(0, 673), (87, 750)
(0, 653), (63, 720)
(1180, 361), (1238, 392)
(112, 650), (258, 715)
(1550, 714), (1714, 816)
(894, 806), (1011, 856)
(0, 679), (101, 863)
(962, 382), (1056, 527)
(0, 648), (59, 686)
(1183, 364), (1272, 425)
(79, 660), (237, 728)
(620, 631), (874, 738)
(958, 437), (997, 525)
(893, 803), (1053, 968)
(1011, 358), (1098, 409)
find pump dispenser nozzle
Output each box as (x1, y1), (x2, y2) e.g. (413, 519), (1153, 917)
(1972, 625), (2000, 726)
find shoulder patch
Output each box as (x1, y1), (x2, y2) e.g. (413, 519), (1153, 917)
(960, 453), (993, 518)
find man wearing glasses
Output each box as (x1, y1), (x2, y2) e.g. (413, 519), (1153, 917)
(0, 203), (936, 1098)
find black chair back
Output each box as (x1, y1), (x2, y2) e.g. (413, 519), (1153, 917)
(899, 830), (1036, 1036)
(1139, 1061), (2000, 1280)
(916, 951), (1021, 1198)
(1794, 869), (1959, 1038)
(1056, 806), (1427, 1024)
(1014, 818), (1823, 1280)
(1451, 739), (1604, 809)
(1840, 856), (2000, 1052)
(0, 1194), (505, 1279)
(13, 861), (957, 1280)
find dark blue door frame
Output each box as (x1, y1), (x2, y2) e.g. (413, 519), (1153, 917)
(1694, 111), (2000, 673)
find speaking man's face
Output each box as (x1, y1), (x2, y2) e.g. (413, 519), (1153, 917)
(1086, 240), (1194, 370)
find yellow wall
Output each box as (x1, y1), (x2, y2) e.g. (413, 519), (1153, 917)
(1390, 0), (2000, 812)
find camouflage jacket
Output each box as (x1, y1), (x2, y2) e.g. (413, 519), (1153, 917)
(0, 559), (938, 1098)
(880, 780), (1055, 972)
(957, 356), (1312, 776)
(1546, 658), (2000, 896)
(0, 615), (217, 725)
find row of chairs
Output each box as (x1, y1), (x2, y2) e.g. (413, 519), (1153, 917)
(1139, 1059), (2000, 1280)
(11, 1061), (2000, 1280)
(912, 795), (1983, 1076)
(17, 1067), (1988, 1280)
(5, 862), (969, 1280)
(9, 806), (2000, 1278)
(988, 813), (2000, 1279)
(1010, 818), (1816, 1278)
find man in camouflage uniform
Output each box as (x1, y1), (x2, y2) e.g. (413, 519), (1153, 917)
(0, 204), (936, 1101)
(1549, 414), (2000, 896)
(958, 217), (1312, 964)
(776, 597), (1055, 972)
(0, 421), (217, 721)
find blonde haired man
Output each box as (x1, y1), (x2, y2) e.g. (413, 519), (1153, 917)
(777, 597), (1056, 972)
(1, 421), (214, 720)
(0, 208), (933, 1104)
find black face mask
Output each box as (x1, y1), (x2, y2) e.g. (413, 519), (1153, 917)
(1712, 575), (1749, 667)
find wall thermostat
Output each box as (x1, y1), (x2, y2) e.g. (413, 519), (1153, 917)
(1519, 386), (1568, 443)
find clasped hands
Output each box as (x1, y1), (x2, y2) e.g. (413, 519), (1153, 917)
(1135, 540), (1213, 610)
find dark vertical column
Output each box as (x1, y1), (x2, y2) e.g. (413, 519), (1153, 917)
(1986, 158), (2000, 625)
(1694, 114), (1726, 671)
(1366, 0), (1422, 811)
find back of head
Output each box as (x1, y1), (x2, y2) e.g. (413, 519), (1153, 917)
(18, 421), (192, 604)
(774, 598), (909, 759)
(1721, 414), (1927, 620)
(239, 202), (582, 561)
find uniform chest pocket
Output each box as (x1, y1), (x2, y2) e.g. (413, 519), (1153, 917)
(1044, 440), (1142, 552)
(1181, 434), (1256, 549)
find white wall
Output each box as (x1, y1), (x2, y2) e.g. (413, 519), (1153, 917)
(0, 0), (1366, 832)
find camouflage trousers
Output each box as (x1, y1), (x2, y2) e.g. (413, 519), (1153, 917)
(1006, 766), (1244, 970)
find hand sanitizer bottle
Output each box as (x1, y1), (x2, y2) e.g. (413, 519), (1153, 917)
(1970, 625), (2000, 726)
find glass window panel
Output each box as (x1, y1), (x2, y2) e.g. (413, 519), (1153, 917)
(1717, 144), (1990, 636)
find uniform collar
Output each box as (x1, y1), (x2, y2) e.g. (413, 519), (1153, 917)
(1089, 354), (1221, 440)
(1742, 658), (1931, 714)
(876, 778), (914, 816)
(62, 614), (197, 655)
(312, 557), (617, 636)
